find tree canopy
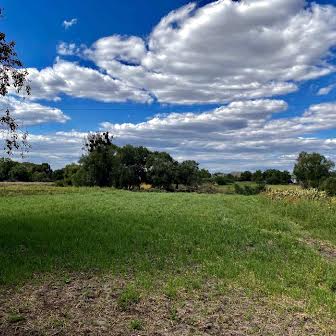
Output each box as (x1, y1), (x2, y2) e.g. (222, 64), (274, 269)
(294, 152), (335, 188)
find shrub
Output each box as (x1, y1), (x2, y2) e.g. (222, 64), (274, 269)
(213, 175), (229, 185)
(8, 165), (31, 182)
(321, 177), (336, 196)
(32, 171), (50, 182)
(234, 183), (266, 195)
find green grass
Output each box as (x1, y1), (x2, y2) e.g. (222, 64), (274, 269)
(0, 185), (336, 315)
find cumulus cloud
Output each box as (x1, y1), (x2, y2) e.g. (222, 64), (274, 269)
(26, 0), (336, 105)
(27, 58), (152, 103)
(63, 18), (78, 30)
(19, 99), (336, 171)
(0, 96), (69, 126)
(317, 84), (336, 95)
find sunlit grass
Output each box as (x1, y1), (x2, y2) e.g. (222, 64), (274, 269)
(0, 184), (335, 315)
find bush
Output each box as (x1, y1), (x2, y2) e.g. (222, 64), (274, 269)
(213, 175), (229, 185)
(8, 165), (31, 182)
(32, 171), (50, 182)
(234, 183), (266, 195)
(321, 177), (336, 196)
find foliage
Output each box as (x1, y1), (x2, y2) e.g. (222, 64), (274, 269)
(263, 169), (291, 185)
(234, 182), (266, 195)
(8, 164), (30, 182)
(0, 158), (17, 181)
(240, 171), (252, 181)
(0, 28), (31, 155)
(252, 170), (264, 183)
(294, 152), (334, 188)
(321, 177), (336, 196)
(0, 159), (54, 182)
(198, 168), (211, 180)
(175, 160), (200, 188)
(213, 175), (229, 185)
(118, 145), (150, 189)
(52, 169), (65, 181)
(146, 151), (177, 190)
(63, 164), (81, 186)
(79, 132), (119, 187)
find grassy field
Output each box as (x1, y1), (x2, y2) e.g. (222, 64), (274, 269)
(0, 184), (336, 335)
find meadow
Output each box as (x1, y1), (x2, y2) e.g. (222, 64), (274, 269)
(0, 184), (336, 335)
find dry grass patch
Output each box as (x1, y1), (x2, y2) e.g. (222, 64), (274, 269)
(0, 274), (335, 336)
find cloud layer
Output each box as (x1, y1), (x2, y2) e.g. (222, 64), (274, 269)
(35, 0), (336, 104)
(19, 99), (336, 171)
(6, 0), (336, 171)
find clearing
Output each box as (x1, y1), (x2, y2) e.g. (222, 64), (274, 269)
(0, 185), (335, 335)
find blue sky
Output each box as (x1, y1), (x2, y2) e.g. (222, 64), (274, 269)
(2, 0), (336, 171)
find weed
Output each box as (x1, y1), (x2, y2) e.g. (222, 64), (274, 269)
(117, 285), (141, 310)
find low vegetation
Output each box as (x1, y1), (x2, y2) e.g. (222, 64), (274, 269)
(0, 184), (336, 334)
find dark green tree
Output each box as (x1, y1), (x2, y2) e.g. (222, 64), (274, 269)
(52, 168), (65, 181)
(175, 160), (200, 189)
(321, 177), (336, 196)
(293, 152), (334, 188)
(198, 168), (211, 180)
(146, 151), (177, 190)
(79, 132), (119, 187)
(252, 170), (264, 183)
(8, 164), (30, 181)
(240, 171), (252, 181)
(0, 158), (17, 180)
(118, 145), (150, 189)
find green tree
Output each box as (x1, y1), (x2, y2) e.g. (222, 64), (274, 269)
(52, 169), (65, 181)
(321, 177), (336, 196)
(293, 152), (334, 188)
(8, 164), (30, 181)
(63, 164), (81, 185)
(263, 169), (291, 185)
(0, 158), (17, 181)
(146, 152), (176, 190)
(176, 160), (200, 189)
(118, 145), (150, 189)
(198, 168), (211, 180)
(252, 170), (264, 183)
(240, 171), (252, 181)
(79, 132), (119, 187)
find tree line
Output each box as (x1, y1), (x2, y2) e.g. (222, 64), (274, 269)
(1, 133), (335, 195)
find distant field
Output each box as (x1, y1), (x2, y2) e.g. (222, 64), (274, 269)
(0, 185), (335, 335)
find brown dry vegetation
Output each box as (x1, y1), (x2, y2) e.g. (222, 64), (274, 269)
(1, 274), (335, 336)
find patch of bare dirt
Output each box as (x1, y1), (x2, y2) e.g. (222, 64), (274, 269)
(0, 274), (334, 336)
(303, 237), (336, 260)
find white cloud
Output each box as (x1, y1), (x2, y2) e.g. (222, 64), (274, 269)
(63, 18), (78, 30)
(27, 58), (152, 103)
(317, 84), (336, 95)
(79, 0), (336, 104)
(25, 0), (336, 105)
(16, 99), (336, 171)
(0, 96), (69, 126)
